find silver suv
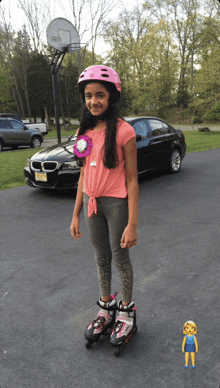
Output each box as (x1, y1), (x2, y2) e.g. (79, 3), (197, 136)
(0, 118), (43, 151)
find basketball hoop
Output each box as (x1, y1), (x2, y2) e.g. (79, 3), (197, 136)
(67, 43), (82, 53)
(46, 18), (84, 144)
(47, 17), (80, 53)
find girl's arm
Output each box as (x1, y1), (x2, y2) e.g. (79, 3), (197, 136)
(70, 166), (84, 240)
(194, 336), (198, 353)
(73, 166), (84, 217)
(182, 337), (186, 353)
(123, 137), (139, 226)
(121, 137), (139, 248)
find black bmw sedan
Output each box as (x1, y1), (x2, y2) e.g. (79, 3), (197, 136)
(24, 117), (186, 190)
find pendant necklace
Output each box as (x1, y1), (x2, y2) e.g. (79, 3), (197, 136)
(90, 160), (96, 168)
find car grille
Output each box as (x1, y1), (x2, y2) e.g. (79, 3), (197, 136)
(31, 161), (58, 172)
(32, 161), (41, 170)
(43, 162), (57, 171)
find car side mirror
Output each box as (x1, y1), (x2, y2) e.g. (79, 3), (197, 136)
(136, 134), (142, 142)
(68, 135), (77, 141)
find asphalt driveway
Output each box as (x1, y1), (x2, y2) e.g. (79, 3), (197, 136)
(1, 149), (220, 388)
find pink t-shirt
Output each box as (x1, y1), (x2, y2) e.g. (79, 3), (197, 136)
(77, 119), (136, 217)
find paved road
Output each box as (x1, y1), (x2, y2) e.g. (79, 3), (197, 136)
(43, 137), (71, 148)
(1, 149), (220, 388)
(174, 124), (220, 131)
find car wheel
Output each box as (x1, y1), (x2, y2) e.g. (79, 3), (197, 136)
(0, 140), (3, 152)
(169, 149), (181, 173)
(31, 136), (41, 148)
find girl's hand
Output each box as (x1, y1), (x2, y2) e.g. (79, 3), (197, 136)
(70, 216), (83, 241)
(120, 224), (137, 249)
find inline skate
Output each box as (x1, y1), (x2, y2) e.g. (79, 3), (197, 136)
(85, 292), (118, 349)
(110, 299), (137, 357)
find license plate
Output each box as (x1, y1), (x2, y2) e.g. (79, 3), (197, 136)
(35, 172), (47, 182)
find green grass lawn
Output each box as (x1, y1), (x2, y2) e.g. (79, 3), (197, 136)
(184, 130), (220, 153)
(1, 130), (220, 191)
(0, 148), (40, 190)
(46, 125), (78, 138)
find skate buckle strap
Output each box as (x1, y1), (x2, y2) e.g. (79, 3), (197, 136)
(115, 316), (132, 325)
(111, 291), (118, 300)
(97, 294), (118, 310)
(112, 318), (132, 338)
(117, 322), (131, 338)
(97, 311), (110, 321)
(88, 312), (110, 330)
(118, 302), (136, 313)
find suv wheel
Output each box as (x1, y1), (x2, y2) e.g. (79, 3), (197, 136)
(31, 136), (41, 148)
(0, 140), (3, 152)
(169, 149), (181, 173)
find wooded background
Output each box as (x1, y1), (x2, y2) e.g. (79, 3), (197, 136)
(1, 0), (220, 124)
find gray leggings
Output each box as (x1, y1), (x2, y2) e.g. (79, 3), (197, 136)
(83, 193), (133, 303)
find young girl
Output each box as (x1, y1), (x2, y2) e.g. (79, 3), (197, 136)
(182, 321), (198, 368)
(70, 65), (139, 349)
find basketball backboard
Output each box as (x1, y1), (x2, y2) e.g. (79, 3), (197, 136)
(47, 18), (80, 53)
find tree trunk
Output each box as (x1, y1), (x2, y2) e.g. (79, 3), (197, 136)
(11, 67), (25, 119)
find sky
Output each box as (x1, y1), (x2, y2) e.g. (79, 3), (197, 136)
(1, 0), (140, 55)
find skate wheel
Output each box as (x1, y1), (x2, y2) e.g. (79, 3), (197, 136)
(115, 347), (121, 357)
(85, 340), (93, 349)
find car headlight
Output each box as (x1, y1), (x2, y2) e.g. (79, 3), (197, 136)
(26, 159), (31, 168)
(61, 161), (79, 170)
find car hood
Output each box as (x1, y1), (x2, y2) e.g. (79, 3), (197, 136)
(30, 140), (77, 162)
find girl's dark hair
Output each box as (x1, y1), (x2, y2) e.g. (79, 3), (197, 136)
(76, 81), (121, 170)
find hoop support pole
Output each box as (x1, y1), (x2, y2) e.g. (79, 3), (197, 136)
(50, 50), (67, 144)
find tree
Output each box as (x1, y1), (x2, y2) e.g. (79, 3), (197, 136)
(58, 0), (118, 69)
(17, 0), (50, 53)
(144, 0), (202, 108)
(27, 52), (54, 121)
(0, 60), (13, 111)
(0, 19), (27, 118)
(57, 55), (80, 125)
(88, 0), (117, 64)
(193, 32), (220, 119)
(103, 4), (179, 115)
(191, 7), (220, 121)
(12, 25), (32, 119)
(57, 49), (104, 123)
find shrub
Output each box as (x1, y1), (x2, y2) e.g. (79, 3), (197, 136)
(202, 102), (220, 122)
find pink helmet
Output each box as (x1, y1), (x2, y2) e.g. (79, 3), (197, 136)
(78, 65), (121, 94)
